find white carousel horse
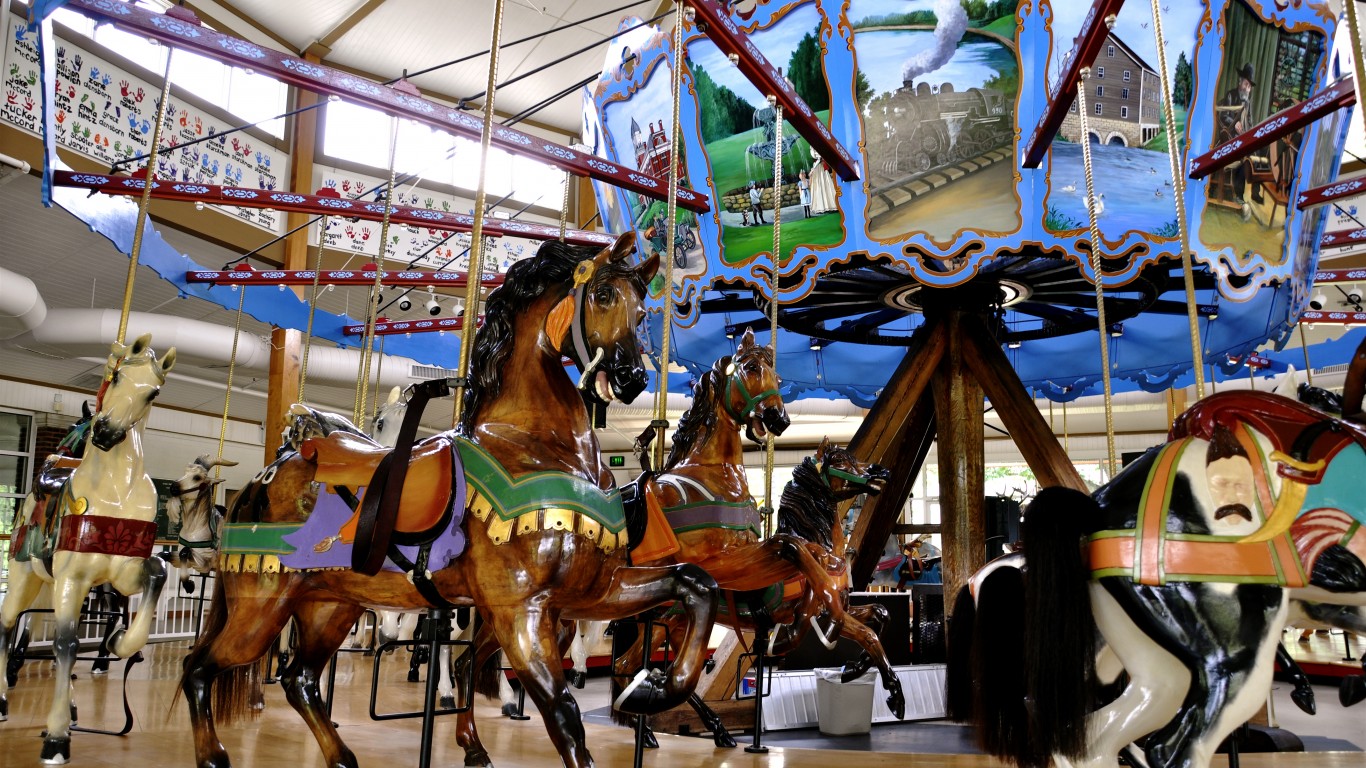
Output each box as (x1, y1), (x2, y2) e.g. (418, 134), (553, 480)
(0, 333), (175, 764)
(162, 454), (238, 573)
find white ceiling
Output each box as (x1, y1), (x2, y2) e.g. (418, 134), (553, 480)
(188, 0), (667, 135)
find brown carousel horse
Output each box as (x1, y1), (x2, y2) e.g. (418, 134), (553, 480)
(179, 234), (718, 768)
(613, 435), (899, 746)
(0, 334), (177, 764)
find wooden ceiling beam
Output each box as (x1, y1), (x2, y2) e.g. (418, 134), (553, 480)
(318, 0), (388, 50)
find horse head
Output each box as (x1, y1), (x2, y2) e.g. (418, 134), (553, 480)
(55, 399), (95, 459)
(166, 454), (237, 527)
(371, 386), (406, 448)
(556, 231), (658, 406)
(815, 436), (889, 500)
(90, 333), (175, 452)
(721, 328), (789, 443)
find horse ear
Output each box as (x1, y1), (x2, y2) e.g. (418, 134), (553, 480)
(387, 386), (402, 406)
(160, 346), (177, 374)
(636, 250), (660, 284)
(131, 333), (152, 356)
(740, 328), (756, 348)
(817, 436), (831, 460)
(610, 231), (637, 262)
(81, 400), (92, 420)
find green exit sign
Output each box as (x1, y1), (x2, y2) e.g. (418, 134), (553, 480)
(609, 455), (626, 468)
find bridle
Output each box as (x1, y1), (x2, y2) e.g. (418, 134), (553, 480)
(722, 357), (780, 423)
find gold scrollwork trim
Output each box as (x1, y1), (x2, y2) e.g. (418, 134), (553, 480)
(475, 502), (624, 554)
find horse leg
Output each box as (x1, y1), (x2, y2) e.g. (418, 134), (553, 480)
(280, 600), (366, 768)
(826, 602), (905, 719)
(485, 606), (594, 768)
(182, 575), (298, 768)
(1104, 581), (1287, 768)
(0, 559), (44, 719)
(661, 620), (736, 748)
(106, 555), (167, 658)
(568, 621), (591, 689)
(41, 557), (100, 764)
(576, 564), (717, 716)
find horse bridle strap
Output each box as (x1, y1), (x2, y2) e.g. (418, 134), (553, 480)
(824, 465), (870, 486)
(352, 377), (452, 576)
(723, 369), (778, 423)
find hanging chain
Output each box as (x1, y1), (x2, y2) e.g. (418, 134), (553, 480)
(453, 0), (509, 426)
(117, 50), (175, 345)
(763, 101), (784, 538)
(355, 116), (402, 427)
(1148, 0), (1205, 399)
(1075, 64), (1118, 475)
(298, 214), (328, 402)
(651, 2), (688, 470)
(215, 283), (247, 481)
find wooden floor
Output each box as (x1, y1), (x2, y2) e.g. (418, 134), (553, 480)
(0, 640), (1361, 767)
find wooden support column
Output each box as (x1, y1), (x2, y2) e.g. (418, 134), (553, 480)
(262, 54), (321, 462)
(842, 321), (946, 584)
(931, 311), (986, 612)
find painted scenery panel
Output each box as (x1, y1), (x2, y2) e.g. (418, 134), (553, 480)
(1042, 1), (1201, 239)
(1197, 0), (1325, 267)
(686, 1), (842, 267)
(853, 0), (1021, 243)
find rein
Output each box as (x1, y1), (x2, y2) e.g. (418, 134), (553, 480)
(823, 463), (871, 487)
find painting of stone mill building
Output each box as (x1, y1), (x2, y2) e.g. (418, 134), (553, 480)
(852, 0), (1022, 242)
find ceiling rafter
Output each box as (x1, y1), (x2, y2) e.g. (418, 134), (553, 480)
(318, 0), (388, 50)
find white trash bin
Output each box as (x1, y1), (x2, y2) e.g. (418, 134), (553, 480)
(814, 668), (877, 735)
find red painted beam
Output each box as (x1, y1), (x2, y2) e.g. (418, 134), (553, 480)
(185, 269), (505, 289)
(683, 0), (860, 181)
(1298, 310), (1366, 325)
(63, 0), (709, 213)
(1318, 226), (1366, 250)
(343, 317), (477, 336)
(52, 171), (615, 247)
(1296, 176), (1366, 211)
(1311, 268), (1366, 284)
(1021, 0), (1127, 169)
(1189, 77), (1355, 180)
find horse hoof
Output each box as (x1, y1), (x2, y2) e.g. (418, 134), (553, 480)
(91, 665), (109, 676)
(440, 695), (455, 709)
(463, 749), (493, 767)
(407, 669), (420, 683)
(568, 671), (586, 689)
(1291, 686), (1317, 715)
(642, 729), (659, 750)
(1340, 675), (1366, 708)
(40, 736), (71, 764)
(612, 669), (668, 715)
(0, 697), (7, 720)
(887, 693), (906, 720)
(501, 702), (519, 718)
(703, 658), (716, 674)
(714, 732), (737, 749)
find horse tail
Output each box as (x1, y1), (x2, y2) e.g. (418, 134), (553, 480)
(943, 585), (977, 721)
(1019, 485), (1098, 767)
(173, 573), (261, 724)
(970, 564), (1028, 759)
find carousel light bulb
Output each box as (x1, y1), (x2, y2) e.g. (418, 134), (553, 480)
(727, 53), (740, 66)
(328, 94), (341, 103)
(194, 201), (205, 211)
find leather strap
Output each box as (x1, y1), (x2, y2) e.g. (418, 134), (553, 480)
(352, 378), (453, 576)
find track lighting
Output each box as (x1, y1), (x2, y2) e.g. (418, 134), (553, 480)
(398, 295), (413, 312)
(1350, 285), (1364, 305)
(425, 295), (441, 316)
(1310, 292), (1328, 311)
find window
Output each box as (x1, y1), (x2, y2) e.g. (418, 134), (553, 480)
(0, 409), (35, 579)
(1095, 103), (1103, 116)
(1096, 85), (1103, 97)
(1123, 70), (1132, 82)
(1107, 45), (1115, 57)
(1121, 106), (1129, 119)
(1122, 87), (1130, 99)
(1096, 66), (1105, 78)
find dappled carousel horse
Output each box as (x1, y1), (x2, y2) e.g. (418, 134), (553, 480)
(614, 434), (899, 746)
(955, 388), (1366, 768)
(0, 334), (176, 763)
(180, 234), (719, 768)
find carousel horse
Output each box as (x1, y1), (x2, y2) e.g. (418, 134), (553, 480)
(180, 234), (719, 768)
(162, 454), (239, 573)
(614, 437), (899, 747)
(1, 401), (92, 688)
(0, 334), (176, 763)
(954, 388), (1366, 768)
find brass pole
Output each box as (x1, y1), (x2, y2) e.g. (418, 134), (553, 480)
(763, 101), (784, 538)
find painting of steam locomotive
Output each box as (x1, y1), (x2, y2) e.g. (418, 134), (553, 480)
(869, 80), (1013, 178)
(852, 0), (1022, 241)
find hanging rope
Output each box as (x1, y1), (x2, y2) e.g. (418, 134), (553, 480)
(650, 2), (688, 470)
(214, 283), (247, 481)
(453, 0), (509, 426)
(116, 50), (176, 345)
(1074, 63), (1119, 475)
(763, 101), (784, 539)
(297, 215), (329, 403)
(1148, 0), (1205, 399)
(559, 170), (572, 242)
(354, 116), (402, 427)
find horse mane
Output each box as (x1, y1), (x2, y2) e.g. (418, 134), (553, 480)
(777, 456), (836, 548)
(458, 239), (644, 436)
(665, 362), (724, 469)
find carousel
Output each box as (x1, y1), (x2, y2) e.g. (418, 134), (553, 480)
(2, 0), (1366, 767)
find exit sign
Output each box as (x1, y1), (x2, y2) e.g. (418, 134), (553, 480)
(609, 455), (625, 468)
